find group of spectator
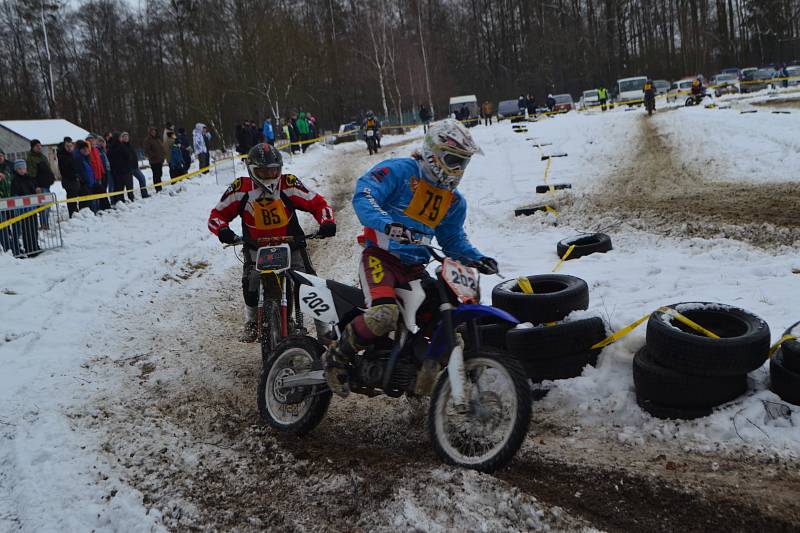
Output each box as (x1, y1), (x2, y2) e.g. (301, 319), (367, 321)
(518, 94), (538, 116)
(235, 120), (269, 155)
(0, 121), (214, 257)
(235, 111), (319, 156)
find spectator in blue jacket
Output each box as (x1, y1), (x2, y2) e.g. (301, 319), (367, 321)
(262, 118), (275, 145)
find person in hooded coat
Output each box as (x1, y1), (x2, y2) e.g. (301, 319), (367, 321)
(193, 123), (210, 171)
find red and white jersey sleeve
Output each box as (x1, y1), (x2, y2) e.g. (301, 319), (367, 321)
(280, 174), (334, 224)
(208, 175), (255, 236)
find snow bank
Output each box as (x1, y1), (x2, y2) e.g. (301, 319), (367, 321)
(462, 120), (800, 458)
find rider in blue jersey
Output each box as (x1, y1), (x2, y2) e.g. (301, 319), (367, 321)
(325, 119), (498, 397)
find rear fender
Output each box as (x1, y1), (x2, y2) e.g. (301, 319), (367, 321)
(291, 270), (327, 288)
(427, 304), (519, 358)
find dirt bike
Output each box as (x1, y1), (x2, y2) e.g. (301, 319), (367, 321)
(364, 128), (379, 155)
(645, 93), (656, 116)
(685, 92), (705, 106)
(257, 236), (532, 472)
(229, 234), (323, 360)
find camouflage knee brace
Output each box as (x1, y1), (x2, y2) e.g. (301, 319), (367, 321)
(363, 303), (400, 337)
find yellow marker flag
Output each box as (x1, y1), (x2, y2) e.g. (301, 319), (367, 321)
(656, 307), (719, 339)
(769, 334), (798, 358)
(552, 244), (576, 272)
(517, 277), (534, 294)
(591, 313), (651, 350)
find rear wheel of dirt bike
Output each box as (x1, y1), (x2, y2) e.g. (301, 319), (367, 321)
(260, 299), (282, 362)
(429, 349), (531, 473)
(258, 336), (331, 434)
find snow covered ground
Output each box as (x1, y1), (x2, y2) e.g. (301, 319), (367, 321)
(2, 104), (799, 530)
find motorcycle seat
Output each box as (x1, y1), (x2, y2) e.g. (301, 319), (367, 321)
(326, 280), (366, 316)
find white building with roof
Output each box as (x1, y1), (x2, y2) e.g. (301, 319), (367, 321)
(0, 119), (91, 177)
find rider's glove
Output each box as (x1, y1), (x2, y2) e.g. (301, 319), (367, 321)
(473, 257), (499, 275)
(385, 222), (413, 243)
(318, 221), (337, 238)
(218, 227), (240, 245)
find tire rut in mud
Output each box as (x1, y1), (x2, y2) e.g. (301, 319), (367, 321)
(563, 116), (800, 248)
(499, 449), (800, 533)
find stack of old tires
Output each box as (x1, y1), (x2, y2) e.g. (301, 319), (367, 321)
(491, 275), (607, 382)
(634, 303), (770, 420)
(770, 320), (800, 405)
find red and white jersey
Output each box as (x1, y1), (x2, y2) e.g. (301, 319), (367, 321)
(208, 174), (334, 246)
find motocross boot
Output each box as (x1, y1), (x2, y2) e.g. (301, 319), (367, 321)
(323, 325), (360, 398)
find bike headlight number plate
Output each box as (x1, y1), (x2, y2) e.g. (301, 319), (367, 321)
(256, 244), (291, 273)
(442, 258), (480, 304)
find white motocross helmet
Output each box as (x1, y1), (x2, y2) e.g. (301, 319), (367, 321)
(420, 119), (483, 190)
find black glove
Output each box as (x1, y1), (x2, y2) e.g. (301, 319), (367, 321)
(473, 257), (498, 275)
(385, 222), (413, 243)
(218, 227), (240, 245)
(318, 221), (336, 238)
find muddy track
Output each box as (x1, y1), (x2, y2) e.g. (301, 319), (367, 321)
(561, 117), (800, 248)
(81, 136), (800, 532)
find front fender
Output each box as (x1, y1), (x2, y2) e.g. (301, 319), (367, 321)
(427, 304), (519, 358)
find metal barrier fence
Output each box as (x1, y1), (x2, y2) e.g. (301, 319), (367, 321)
(213, 152), (243, 186)
(0, 193), (63, 258)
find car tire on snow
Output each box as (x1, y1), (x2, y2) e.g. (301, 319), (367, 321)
(636, 393), (713, 420)
(506, 317), (606, 381)
(770, 350), (800, 406)
(506, 317), (606, 359)
(646, 303), (770, 377)
(556, 233), (613, 260)
(780, 320), (800, 373)
(491, 275), (589, 325)
(633, 346), (747, 409)
(524, 350), (599, 382)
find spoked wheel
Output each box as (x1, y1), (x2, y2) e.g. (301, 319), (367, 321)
(429, 350), (531, 472)
(260, 300), (282, 361)
(258, 336), (331, 434)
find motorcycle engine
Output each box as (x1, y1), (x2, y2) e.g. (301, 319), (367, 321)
(357, 358), (386, 388)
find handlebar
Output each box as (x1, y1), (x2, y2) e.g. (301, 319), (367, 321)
(224, 233), (321, 248)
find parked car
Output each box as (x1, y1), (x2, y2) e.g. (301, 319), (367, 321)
(580, 89), (600, 109)
(666, 79), (694, 103)
(552, 94), (574, 112)
(720, 67), (741, 78)
(616, 76), (647, 105)
(653, 80), (670, 95)
(785, 66), (800, 86)
(497, 99), (523, 121)
(740, 67), (758, 81)
(711, 73), (739, 96)
(740, 69), (773, 93)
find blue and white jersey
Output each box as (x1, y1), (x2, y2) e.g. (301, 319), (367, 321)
(353, 157), (483, 265)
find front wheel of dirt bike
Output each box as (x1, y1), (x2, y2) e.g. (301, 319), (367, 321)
(260, 299), (282, 361)
(428, 349), (531, 473)
(258, 336), (332, 434)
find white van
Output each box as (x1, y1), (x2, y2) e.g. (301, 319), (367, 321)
(449, 95), (479, 119)
(581, 89), (600, 109)
(616, 76), (648, 105)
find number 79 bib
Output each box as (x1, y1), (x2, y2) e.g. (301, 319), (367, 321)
(403, 179), (453, 228)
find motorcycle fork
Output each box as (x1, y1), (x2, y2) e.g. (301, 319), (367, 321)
(259, 271), (288, 337)
(436, 282), (470, 408)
